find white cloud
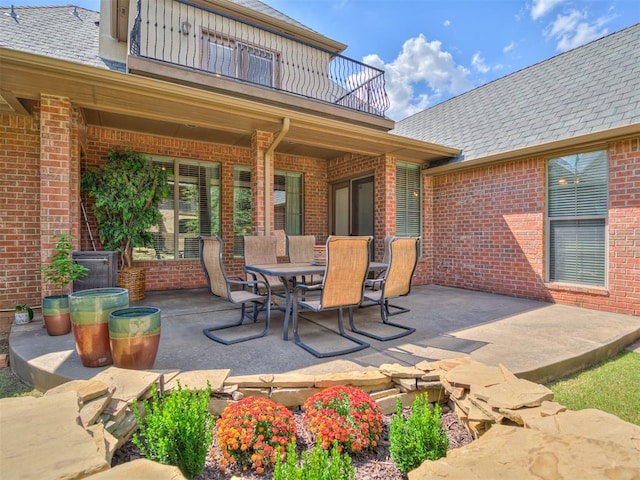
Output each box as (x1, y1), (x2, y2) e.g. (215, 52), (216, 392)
(471, 51), (490, 73)
(503, 41), (516, 53)
(443, 19), (451, 27)
(364, 34), (473, 120)
(530, 0), (566, 20)
(545, 10), (611, 51)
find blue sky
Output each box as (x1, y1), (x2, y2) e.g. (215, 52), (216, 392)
(5, 0), (640, 120)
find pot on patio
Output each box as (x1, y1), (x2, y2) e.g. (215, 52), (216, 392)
(68, 287), (129, 367)
(109, 306), (161, 370)
(42, 295), (71, 335)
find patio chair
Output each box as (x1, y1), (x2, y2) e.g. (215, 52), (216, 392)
(352, 236), (419, 341)
(366, 234), (393, 291)
(292, 235), (372, 358)
(199, 236), (271, 345)
(243, 235), (287, 294)
(287, 235), (321, 285)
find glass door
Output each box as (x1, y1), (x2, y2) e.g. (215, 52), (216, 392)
(331, 176), (374, 239)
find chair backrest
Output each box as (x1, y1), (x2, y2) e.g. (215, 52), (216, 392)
(383, 237), (419, 298)
(321, 236), (372, 309)
(287, 235), (316, 263)
(199, 236), (229, 300)
(243, 236), (278, 266)
(243, 235), (283, 287)
(381, 234), (393, 264)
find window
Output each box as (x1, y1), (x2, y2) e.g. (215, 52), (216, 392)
(134, 158), (220, 261)
(274, 171), (303, 235)
(396, 162), (421, 237)
(206, 36), (276, 88)
(234, 166), (252, 256)
(547, 150), (608, 286)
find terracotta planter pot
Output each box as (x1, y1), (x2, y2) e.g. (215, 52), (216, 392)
(109, 306), (161, 370)
(42, 295), (71, 336)
(68, 288), (129, 367)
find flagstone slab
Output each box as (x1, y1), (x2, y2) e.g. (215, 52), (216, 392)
(380, 363), (426, 378)
(92, 367), (161, 403)
(85, 459), (187, 479)
(527, 409), (640, 452)
(44, 379), (109, 403)
(0, 393), (109, 479)
(314, 370), (391, 387)
(408, 424), (640, 479)
(80, 391), (114, 427)
(165, 369), (231, 392)
(540, 400), (567, 417)
(474, 378), (554, 409)
(445, 363), (506, 388)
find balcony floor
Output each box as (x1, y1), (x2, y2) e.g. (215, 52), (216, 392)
(9, 285), (640, 391)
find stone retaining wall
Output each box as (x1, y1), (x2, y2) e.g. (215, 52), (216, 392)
(3, 357), (639, 479)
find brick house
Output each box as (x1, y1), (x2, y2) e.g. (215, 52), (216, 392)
(0, 1), (638, 330)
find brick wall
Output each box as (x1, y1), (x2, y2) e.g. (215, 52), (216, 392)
(0, 112), (41, 323)
(425, 136), (640, 316)
(83, 126), (328, 291)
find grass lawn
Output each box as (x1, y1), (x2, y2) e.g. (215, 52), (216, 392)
(546, 350), (640, 426)
(0, 333), (40, 398)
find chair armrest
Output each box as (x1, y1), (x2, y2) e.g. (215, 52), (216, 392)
(228, 278), (270, 294)
(295, 283), (322, 293)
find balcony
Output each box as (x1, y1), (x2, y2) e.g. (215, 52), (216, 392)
(128, 0), (390, 118)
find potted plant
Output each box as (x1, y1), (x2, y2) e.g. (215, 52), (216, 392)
(14, 304), (34, 325)
(40, 233), (89, 335)
(81, 149), (170, 301)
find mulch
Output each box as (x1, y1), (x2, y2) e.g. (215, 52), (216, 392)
(112, 408), (473, 479)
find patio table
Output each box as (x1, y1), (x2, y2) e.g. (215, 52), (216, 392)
(244, 262), (387, 340)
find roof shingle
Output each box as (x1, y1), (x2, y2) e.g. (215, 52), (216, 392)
(392, 23), (640, 163)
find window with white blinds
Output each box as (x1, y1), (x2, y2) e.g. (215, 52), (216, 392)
(233, 166), (252, 256)
(547, 150), (608, 286)
(396, 162), (421, 237)
(133, 157), (220, 261)
(274, 171), (303, 235)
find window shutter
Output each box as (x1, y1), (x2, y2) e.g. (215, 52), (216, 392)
(396, 162), (421, 237)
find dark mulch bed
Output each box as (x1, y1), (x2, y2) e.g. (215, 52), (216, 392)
(112, 408), (473, 479)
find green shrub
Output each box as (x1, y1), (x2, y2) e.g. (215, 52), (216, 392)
(132, 381), (213, 479)
(274, 440), (355, 480)
(389, 394), (448, 474)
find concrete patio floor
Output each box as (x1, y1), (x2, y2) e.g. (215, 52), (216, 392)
(9, 285), (640, 392)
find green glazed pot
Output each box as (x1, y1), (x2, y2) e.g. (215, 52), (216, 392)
(42, 295), (71, 336)
(69, 288), (129, 367)
(109, 307), (161, 370)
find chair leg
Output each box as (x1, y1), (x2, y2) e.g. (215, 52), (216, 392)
(293, 305), (369, 358)
(349, 301), (415, 342)
(203, 295), (271, 345)
(385, 300), (411, 317)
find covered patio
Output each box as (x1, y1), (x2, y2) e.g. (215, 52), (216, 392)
(10, 285), (640, 392)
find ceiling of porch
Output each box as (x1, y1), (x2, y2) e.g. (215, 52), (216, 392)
(0, 48), (460, 163)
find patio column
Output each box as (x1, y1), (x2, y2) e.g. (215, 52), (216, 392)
(250, 130), (273, 236)
(376, 153), (397, 261)
(39, 94), (81, 297)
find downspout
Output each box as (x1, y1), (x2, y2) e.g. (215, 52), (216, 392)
(264, 117), (290, 235)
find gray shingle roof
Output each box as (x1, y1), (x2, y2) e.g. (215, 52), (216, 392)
(392, 23), (640, 163)
(227, 0), (317, 34)
(0, 5), (124, 71)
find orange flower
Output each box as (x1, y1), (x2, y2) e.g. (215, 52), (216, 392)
(303, 385), (383, 455)
(214, 396), (296, 473)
